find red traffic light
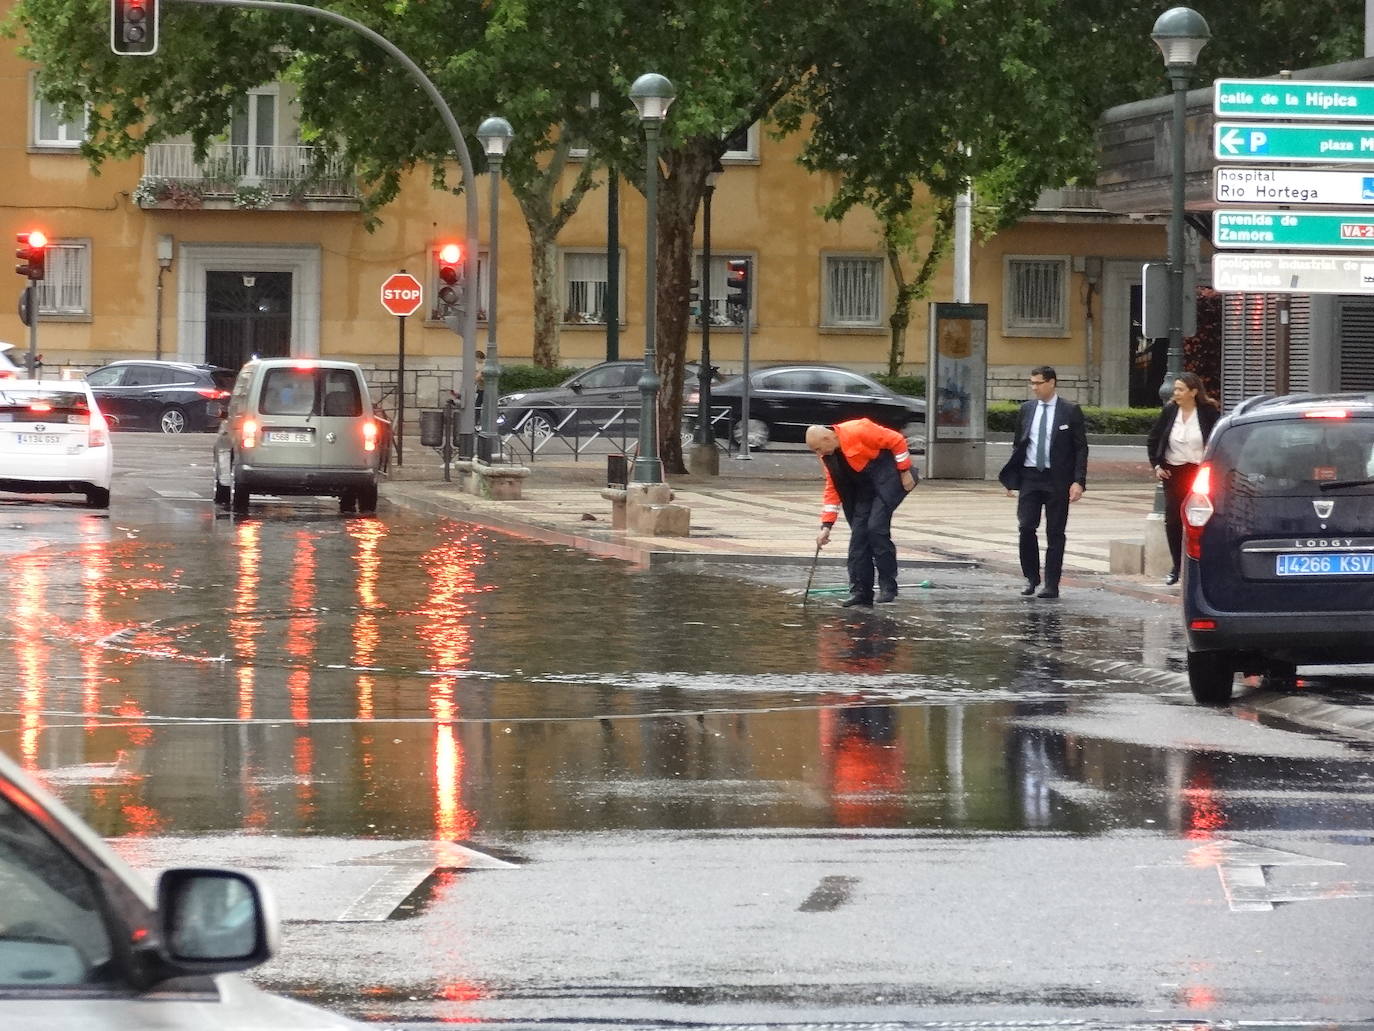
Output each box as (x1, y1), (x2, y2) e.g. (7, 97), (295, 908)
(438, 243), (462, 266)
(15, 230), (48, 281)
(437, 243), (465, 310)
(26, 231), (46, 249)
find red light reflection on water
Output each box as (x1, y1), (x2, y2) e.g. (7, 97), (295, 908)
(78, 542), (113, 731)
(230, 521), (262, 720)
(1181, 765), (1227, 840)
(347, 519), (387, 721)
(418, 534), (482, 842)
(14, 554), (47, 769)
(287, 533), (319, 823)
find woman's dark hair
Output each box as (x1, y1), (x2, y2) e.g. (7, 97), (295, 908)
(1178, 370), (1218, 409)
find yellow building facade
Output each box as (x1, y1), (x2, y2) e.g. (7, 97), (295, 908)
(4, 38), (1170, 414)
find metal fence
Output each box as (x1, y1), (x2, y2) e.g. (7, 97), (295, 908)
(501, 404), (734, 462)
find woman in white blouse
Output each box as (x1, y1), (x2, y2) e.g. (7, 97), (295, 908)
(1146, 371), (1221, 586)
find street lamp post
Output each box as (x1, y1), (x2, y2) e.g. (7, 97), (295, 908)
(629, 72), (676, 485)
(1148, 7), (1210, 530)
(476, 115), (514, 464)
(1152, 6), (1210, 406)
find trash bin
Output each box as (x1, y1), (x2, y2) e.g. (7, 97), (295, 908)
(419, 410), (445, 448)
(607, 454), (628, 488)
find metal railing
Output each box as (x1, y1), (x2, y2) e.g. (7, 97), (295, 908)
(500, 404), (734, 462)
(142, 143), (357, 198)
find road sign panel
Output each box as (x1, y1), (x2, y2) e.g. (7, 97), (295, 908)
(380, 272), (423, 317)
(1215, 79), (1374, 121)
(1214, 122), (1374, 164)
(1214, 167), (1374, 206)
(1213, 253), (1374, 294)
(1213, 209), (1374, 250)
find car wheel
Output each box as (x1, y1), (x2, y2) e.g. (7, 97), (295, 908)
(356, 482), (379, 515)
(901, 421), (925, 453)
(522, 411), (557, 448)
(159, 406), (188, 434)
(1187, 649), (1234, 705)
(340, 490), (357, 514)
(733, 418), (770, 450)
(230, 463), (250, 514)
(85, 486), (110, 509)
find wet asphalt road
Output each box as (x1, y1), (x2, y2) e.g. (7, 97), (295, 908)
(3, 435), (1374, 1028)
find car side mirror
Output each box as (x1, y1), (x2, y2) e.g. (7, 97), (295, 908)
(156, 868), (278, 974)
(569, 382), (584, 393)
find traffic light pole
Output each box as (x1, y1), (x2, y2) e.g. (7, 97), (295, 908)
(169, 0), (481, 453)
(26, 284), (38, 378)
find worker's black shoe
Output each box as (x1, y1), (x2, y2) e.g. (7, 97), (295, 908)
(876, 585), (898, 604)
(840, 593), (873, 608)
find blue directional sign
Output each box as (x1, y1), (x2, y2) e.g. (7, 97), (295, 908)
(1215, 122), (1374, 164)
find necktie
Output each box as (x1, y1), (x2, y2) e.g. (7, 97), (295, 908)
(1035, 402), (1049, 471)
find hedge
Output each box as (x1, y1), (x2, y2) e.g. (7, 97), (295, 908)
(497, 364), (575, 395)
(986, 400), (1161, 435)
(872, 373), (926, 398)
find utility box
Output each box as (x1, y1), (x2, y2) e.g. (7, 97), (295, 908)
(607, 454), (628, 487)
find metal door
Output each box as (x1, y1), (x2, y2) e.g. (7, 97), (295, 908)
(205, 271), (292, 370)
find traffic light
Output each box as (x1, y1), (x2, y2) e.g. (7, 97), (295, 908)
(725, 258), (750, 308)
(15, 230), (47, 281)
(437, 242), (465, 311)
(111, 0), (159, 56)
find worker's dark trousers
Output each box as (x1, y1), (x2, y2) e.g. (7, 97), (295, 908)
(847, 494), (898, 601)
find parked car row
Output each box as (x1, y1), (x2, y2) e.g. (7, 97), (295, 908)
(495, 360), (926, 451)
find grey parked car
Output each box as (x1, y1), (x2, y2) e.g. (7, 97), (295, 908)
(0, 748), (366, 1029)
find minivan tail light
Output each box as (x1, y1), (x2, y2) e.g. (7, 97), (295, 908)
(1183, 463), (1214, 560)
(242, 418), (259, 449)
(362, 419), (378, 452)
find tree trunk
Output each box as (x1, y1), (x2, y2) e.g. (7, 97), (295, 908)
(650, 146), (714, 475)
(529, 231), (560, 369)
(888, 301), (910, 377)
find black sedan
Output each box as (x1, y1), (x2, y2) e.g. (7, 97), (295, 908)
(84, 360), (236, 433)
(693, 364), (926, 450)
(497, 359), (718, 447)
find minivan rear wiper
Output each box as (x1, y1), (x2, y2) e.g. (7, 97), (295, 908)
(1320, 477), (1374, 491)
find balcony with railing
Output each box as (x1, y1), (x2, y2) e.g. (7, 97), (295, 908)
(135, 143), (361, 212)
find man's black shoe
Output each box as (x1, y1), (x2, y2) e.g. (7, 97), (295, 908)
(1037, 587), (1060, 599)
(876, 586), (898, 604)
(840, 593), (874, 608)
(1164, 570), (1180, 586)
(1020, 582), (1038, 597)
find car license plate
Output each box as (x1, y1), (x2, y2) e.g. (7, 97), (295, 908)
(1276, 552), (1374, 576)
(266, 430), (312, 444)
(16, 433), (60, 445)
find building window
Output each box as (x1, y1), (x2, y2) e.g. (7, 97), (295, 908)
(1004, 256), (1069, 337)
(32, 83), (87, 149)
(823, 256), (884, 327)
(428, 248), (488, 322)
(36, 241), (90, 316)
(722, 123), (759, 162)
(692, 254), (755, 329)
(562, 251), (616, 325)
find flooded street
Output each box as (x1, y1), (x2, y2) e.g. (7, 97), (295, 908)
(3, 438), (1374, 1027)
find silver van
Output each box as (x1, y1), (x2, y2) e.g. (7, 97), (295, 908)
(212, 358), (383, 514)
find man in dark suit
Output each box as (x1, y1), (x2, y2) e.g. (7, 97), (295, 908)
(997, 365), (1088, 599)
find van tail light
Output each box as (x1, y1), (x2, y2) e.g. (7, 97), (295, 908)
(1183, 463), (1213, 560)
(88, 412), (108, 448)
(242, 418), (259, 449)
(362, 419), (378, 452)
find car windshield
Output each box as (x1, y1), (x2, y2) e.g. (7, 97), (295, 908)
(0, 790), (115, 987)
(1219, 419), (1374, 495)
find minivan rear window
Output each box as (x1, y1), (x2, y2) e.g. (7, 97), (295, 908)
(260, 368), (363, 418)
(1218, 420), (1374, 495)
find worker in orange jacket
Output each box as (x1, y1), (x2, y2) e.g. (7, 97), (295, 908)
(806, 419), (917, 607)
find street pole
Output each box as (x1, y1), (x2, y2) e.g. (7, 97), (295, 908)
(172, 0), (481, 454)
(26, 282), (38, 378)
(629, 74), (676, 485)
(606, 170), (620, 362)
(738, 259), (752, 461)
(477, 116), (514, 464)
(396, 307), (406, 466)
(688, 163), (721, 477)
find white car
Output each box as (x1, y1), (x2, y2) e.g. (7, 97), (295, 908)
(0, 379), (114, 508)
(0, 749), (367, 1029)
(0, 342), (21, 379)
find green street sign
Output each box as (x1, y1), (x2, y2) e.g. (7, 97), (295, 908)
(1213, 209), (1374, 250)
(1215, 122), (1374, 163)
(1215, 79), (1374, 121)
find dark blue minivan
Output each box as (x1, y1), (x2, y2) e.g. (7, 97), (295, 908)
(1182, 393), (1374, 704)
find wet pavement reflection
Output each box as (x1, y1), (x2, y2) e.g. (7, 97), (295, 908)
(3, 505), (1374, 843)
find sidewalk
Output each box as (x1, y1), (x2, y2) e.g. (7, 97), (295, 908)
(381, 446), (1175, 603)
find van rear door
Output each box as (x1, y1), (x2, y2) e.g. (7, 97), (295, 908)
(254, 365), (324, 469)
(1200, 415), (1374, 613)
(316, 367), (374, 470)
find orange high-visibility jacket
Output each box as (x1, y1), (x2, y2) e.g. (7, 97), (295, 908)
(819, 419), (911, 525)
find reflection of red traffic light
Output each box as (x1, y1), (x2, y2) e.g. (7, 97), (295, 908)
(1182, 763), (1226, 839)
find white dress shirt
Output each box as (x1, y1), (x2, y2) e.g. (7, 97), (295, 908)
(1165, 408), (1205, 465)
(1023, 395), (1058, 469)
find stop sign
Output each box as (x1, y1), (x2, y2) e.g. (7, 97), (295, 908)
(380, 272), (424, 317)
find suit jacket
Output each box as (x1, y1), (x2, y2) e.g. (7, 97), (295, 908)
(1146, 401), (1220, 468)
(998, 396), (1089, 492)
